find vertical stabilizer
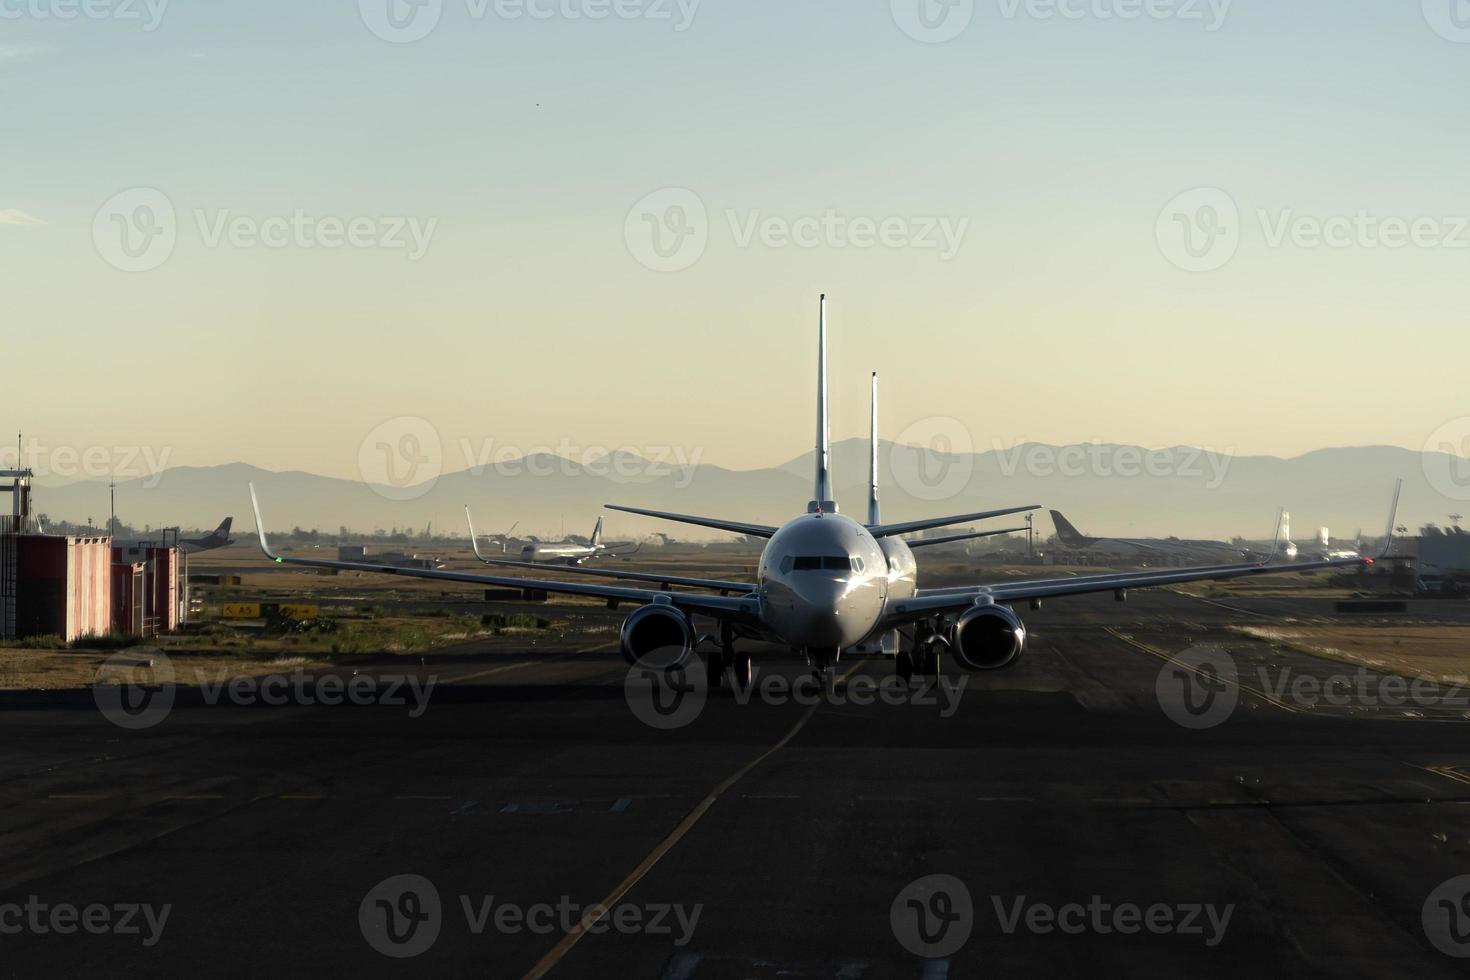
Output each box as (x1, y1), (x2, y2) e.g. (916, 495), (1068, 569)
(810, 294), (836, 513)
(591, 516), (604, 548)
(868, 372), (881, 526)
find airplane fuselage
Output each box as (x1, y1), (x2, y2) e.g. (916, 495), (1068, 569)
(521, 543), (598, 563)
(755, 511), (892, 652)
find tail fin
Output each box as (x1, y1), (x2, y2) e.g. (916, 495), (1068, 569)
(212, 517), (233, 540)
(590, 516), (604, 548)
(810, 294), (835, 513)
(1049, 510), (1091, 546)
(868, 371), (880, 526)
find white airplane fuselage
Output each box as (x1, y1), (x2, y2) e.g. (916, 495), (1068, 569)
(756, 511), (892, 651)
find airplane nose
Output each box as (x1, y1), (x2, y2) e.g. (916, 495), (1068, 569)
(788, 576), (856, 648)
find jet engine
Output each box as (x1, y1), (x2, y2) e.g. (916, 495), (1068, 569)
(620, 604), (695, 669)
(949, 604), (1026, 671)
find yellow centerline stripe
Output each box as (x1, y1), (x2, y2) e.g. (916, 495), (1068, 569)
(519, 660), (864, 980)
(1104, 626), (1304, 715)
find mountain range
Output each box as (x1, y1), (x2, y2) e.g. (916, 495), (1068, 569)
(25, 442), (1459, 542)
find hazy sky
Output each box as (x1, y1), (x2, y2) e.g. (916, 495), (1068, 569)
(5, 0), (1469, 485)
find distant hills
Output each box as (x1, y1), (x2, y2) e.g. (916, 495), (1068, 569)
(27, 442), (1460, 542)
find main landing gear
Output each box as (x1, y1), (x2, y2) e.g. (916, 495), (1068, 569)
(896, 622), (943, 684)
(706, 624), (752, 692)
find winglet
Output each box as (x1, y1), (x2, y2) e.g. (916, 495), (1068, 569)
(1375, 479), (1403, 561)
(1265, 507), (1285, 563)
(465, 505), (488, 562)
(247, 483), (283, 563)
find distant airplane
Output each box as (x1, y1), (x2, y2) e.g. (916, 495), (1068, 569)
(468, 513), (637, 565)
(115, 517), (234, 555)
(1049, 510), (1257, 564)
(250, 295), (1396, 689)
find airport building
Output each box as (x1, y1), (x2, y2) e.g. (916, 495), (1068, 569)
(0, 468), (185, 642)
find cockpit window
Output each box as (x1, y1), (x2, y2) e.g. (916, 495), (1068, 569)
(790, 556), (853, 572)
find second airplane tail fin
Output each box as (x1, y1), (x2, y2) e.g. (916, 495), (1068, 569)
(1049, 510), (1091, 547)
(590, 516), (605, 548)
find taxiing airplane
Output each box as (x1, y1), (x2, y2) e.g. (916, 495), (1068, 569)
(1048, 510), (1254, 564)
(115, 517), (235, 555)
(249, 296), (1398, 690)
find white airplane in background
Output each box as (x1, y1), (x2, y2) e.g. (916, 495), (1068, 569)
(511, 516), (638, 565)
(249, 295), (1399, 690)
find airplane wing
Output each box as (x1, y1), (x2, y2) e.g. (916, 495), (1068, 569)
(868, 505), (1040, 539)
(467, 505), (755, 593)
(250, 486), (756, 622)
(603, 505), (779, 539)
(885, 554), (1368, 628)
(882, 483), (1400, 629)
(905, 526), (1027, 550)
(470, 556), (756, 594)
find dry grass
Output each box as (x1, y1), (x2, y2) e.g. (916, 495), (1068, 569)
(1231, 624), (1470, 686)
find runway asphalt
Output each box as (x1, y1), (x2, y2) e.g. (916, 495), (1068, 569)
(2, 590), (1470, 977)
